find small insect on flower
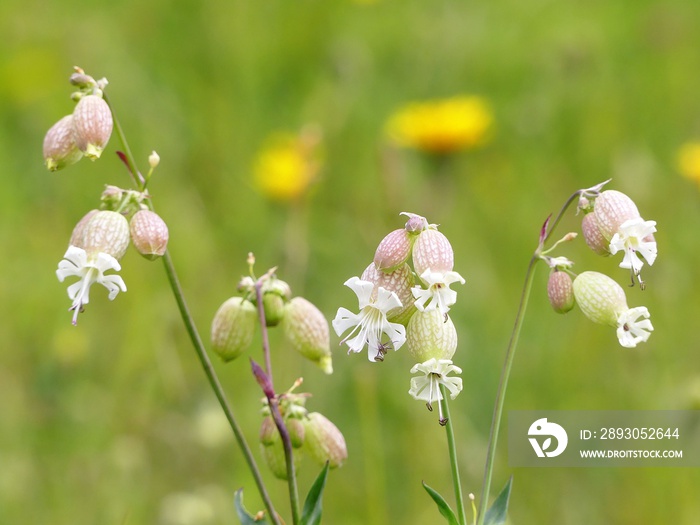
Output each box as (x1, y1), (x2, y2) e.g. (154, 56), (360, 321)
(373, 341), (394, 362)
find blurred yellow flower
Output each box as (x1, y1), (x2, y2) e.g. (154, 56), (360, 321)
(254, 127), (322, 202)
(677, 141), (700, 186)
(386, 96), (493, 154)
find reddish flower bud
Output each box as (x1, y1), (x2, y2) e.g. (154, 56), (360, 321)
(360, 262), (415, 325)
(592, 190), (640, 240)
(43, 115), (83, 171)
(374, 229), (414, 272)
(72, 95), (113, 160)
(74, 210), (130, 259)
(129, 209), (169, 260)
(412, 228), (454, 276)
(547, 271), (575, 314)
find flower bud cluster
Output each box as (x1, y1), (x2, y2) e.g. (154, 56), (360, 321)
(333, 212), (466, 421)
(212, 264), (332, 374)
(258, 390), (347, 479)
(55, 187), (171, 324)
(541, 182), (657, 348)
(43, 68), (113, 171)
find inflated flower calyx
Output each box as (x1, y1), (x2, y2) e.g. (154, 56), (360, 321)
(43, 115), (83, 171)
(130, 209), (169, 260)
(72, 94), (113, 160)
(591, 190), (641, 241)
(406, 309), (458, 362)
(547, 271), (575, 314)
(259, 416), (303, 480)
(261, 278), (292, 327)
(412, 227), (455, 276)
(581, 212), (609, 256)
(374, 229), (415, 272)
(73, 210), (130, 260)
(211, 297), (257, 361)
(303, 412), (347, 469)
(281, 297), (332, 374)
(360, 262), (415, 325)
(572, 271), (628, 327)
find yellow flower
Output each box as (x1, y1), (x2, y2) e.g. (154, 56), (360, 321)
(254, 127), (322, 202)
(677, 141), (700, 186)
(386, 96), (493, 154)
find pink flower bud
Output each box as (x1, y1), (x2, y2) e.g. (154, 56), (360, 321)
(374, 229), (414, 272)
(412, 228), (454, 276)
(72, 94), (113, 160)
(581, 212), (610, 256)
(547, 271), (575, 314)
(405, 309), (458, 362)
(592, 190), (641, 241)
(211, 297), (257, 362)
(360, 262), (415, 325)
(129, 209), (169, 260)
(281, 297), (332, 374)
(43, 115), (83, 171)
(74, 210), (130, 259)
(303, 412), (347, 469)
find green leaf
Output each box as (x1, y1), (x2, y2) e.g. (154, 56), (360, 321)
(422, 481), (459, 525)
(483, 476), (513, 525)
(234, 489), (270, 525)
(300, 462), (330, 525)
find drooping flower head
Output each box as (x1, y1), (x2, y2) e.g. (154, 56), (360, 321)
(572, 271), (653, 348)
(56, 246), (127, 325)
(56, 210), (130, 325)
(411, 269), (465, 317)
(580, 190), (657, 287)
(332, 277), (406, 362)
(409, 358), (463, 425)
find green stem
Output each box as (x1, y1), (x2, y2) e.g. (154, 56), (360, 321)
(440, 385), (467, 525)
(162, 251), (280, 525)
(476, 188), (583, 523)
(476, 255), (537, 525)
(254, 277), (301, 525)
(106, 94), (280, 524)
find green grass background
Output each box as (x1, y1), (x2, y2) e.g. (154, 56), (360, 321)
(1, 0), (700, 523)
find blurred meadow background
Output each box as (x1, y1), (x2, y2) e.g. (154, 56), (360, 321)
(2, 0), (700, 523)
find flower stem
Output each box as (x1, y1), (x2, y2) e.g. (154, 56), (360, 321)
(106, 94), (281, 524)
(255, 276), (301, 525)
(476, 189), (583, 523)
(162, 251), (281, 525)
(440, 385), (467, 525)
(476, 255), (537, 525)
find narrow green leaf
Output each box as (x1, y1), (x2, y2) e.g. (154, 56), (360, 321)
(300, 462), (330, 525)
(483, 476), (513, 525)
(422, 481), (460, 525)
(234, 489), (270, 525)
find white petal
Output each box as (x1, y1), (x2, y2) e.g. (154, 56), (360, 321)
(332, 307), (362, 337)
(616, 307), (653, 348)
(344, 277), (375, 309)
(382, 320), (406, 350)
(375, 286), (403, 313)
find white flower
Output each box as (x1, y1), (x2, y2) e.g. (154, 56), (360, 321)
(411, 269), (465, 316)
(616, 306), (654, 348)
(332, 277), (406, 362)
(609, 218), (657, 278)
(56, 245), (127, 325)
(409, 358), (463, 423)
